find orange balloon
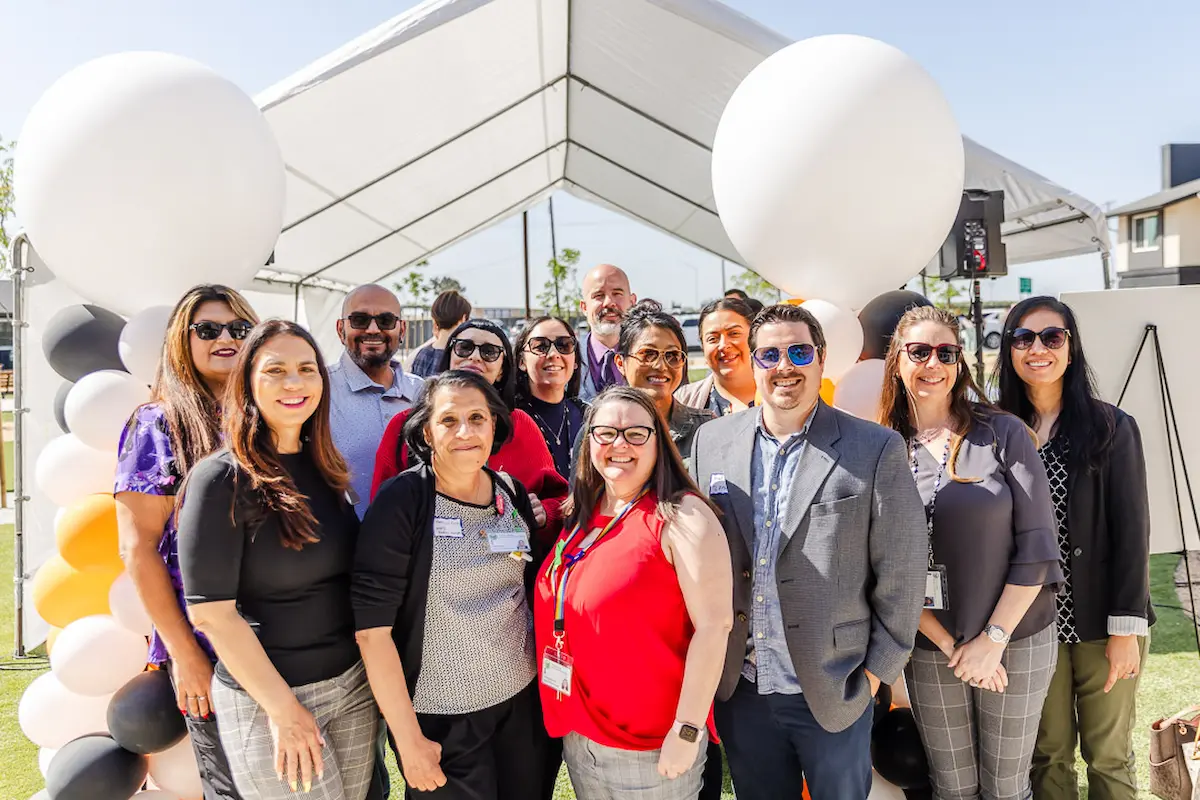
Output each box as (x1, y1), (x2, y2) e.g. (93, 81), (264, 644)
(56, 493), (123, 574)
(784, 298), (806, 306)
(44, 626), (62, 656)
(31, 554), (119, 629)
(820, 378), (836, 405)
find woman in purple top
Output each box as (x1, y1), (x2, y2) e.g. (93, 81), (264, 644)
(115, 284), (258, 800)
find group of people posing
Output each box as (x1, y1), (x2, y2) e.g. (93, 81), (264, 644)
(111, 263), (1152, 800)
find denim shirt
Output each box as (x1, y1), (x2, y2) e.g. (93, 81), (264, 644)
(744, 408), (815, 694)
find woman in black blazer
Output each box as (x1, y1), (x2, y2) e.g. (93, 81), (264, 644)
(995, 296), (1154, 800)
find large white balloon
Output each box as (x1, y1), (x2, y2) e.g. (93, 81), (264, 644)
(50, 614), (149, 696)
(801, 299), (864, 382)
(120, 306), (174, 385)
(38, 747), (57, 778)
(14, 52), (285, 315)
(712, 35), (964, 309)
(869, 774), (907, 800)
(35, 434), (119, 509)
(64, 370), (152, 452)
(833, 358), (887, 421)
(148, 736), (204, 800)
(109, 572), (154, 637)
(18, 672), (111, 749)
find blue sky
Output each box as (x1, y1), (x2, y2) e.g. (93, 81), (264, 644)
(3, 0), (1199, 308)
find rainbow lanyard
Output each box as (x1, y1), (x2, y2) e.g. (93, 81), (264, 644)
(547, 487), (650, 643)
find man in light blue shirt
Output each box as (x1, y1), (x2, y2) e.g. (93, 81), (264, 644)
(328, 284), (423, 520)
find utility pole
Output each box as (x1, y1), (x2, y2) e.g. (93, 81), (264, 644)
(522, 211), (531, 319)
(721, 258), (727, 293)
(549, 197), (560, 315)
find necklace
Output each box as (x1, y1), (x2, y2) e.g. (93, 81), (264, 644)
(530, 402), (569, 446)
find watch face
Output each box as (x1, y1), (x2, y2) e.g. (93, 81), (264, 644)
(678, 724), (700, 743)
(986, 626), (1007, 643)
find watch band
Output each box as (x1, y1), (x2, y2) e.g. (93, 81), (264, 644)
(983, 624), (1010, 644)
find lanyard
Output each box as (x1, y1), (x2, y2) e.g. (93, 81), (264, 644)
(911, 436), (952, 569)
(547, 487), (649, 644)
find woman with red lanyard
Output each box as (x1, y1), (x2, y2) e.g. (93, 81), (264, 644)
(534, 386), (733, 799)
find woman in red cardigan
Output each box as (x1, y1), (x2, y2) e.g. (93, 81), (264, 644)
(372, 319), (569, 538)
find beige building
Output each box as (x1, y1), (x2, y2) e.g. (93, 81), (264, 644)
(1111, 144), (1200, 287)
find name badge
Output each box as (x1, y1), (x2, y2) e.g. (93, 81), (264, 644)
(541, 647), (574, 697)
(433, 517), (464, 538)
(485, 529), (531, 554)
(709, 473), (728, 495)
(924, 567), (949, 611)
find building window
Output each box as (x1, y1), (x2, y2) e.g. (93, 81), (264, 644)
(1132, 212), (1162, 252)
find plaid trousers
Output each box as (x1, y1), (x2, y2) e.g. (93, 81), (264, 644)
(906, 624), (1058, 800)
(563, 730), (708, 800)
(211, 661), (380, 800)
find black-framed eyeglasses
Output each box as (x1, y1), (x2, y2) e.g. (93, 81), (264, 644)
(526, 336), (576, 356)
(345, 312), (400, 331)
(451, 338), (505, 362)
(1009, 327), (1069, 351)
(189, 320), (253, 341)
(903, 343), (963, 365)
(752, 343), (816, 370)
(588, 425), (655, 446)
(626, 348), (687, 370)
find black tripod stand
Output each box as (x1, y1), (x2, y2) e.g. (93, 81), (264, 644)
(1117, 324), (1200, 657)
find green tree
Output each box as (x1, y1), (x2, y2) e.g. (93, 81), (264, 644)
(930, 279), (968, 312)
(428, 275), (466, 297)
(732, 267), (780, 304)
(394, 259), (467, 306)
(538, 248), (582, 318)
(0, 138), (14, 275)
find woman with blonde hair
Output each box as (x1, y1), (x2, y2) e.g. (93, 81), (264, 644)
(878, 305), (1062, 799)
(115, 284), (258, 800)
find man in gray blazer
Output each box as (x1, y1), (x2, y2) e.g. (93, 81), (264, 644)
(689, 303), (926, 800)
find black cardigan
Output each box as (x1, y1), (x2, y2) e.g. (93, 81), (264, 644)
(351, 463), (544, 696)
(1063, 405), (1156, 642)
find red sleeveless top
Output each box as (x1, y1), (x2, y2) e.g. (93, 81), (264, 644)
(534, 492), (710, 750)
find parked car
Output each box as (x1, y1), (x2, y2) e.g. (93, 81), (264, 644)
(678, 314), (702, 352)
(958, 310), (1005, 350)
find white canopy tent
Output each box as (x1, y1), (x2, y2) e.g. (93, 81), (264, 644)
(253, 0), (1110, 297)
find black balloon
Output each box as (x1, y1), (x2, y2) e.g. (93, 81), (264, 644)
(857, 290), (934, 361)
(871, 707), (930, 790)
(107, 669), (187, 755)
(45, 734), (147, 800)
(53, 381), (73, 434)
(42, 304), (127, 383)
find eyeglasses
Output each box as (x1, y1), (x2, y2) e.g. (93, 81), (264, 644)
(588, 425), (655, 446)
(345, 312), (400, 331)
(1009, 327), (1069, 351)
(903, 343), (963, 365)
(751, 343), (817, 370)
(626, 348), (687, 370)
(189, 320), (253, 341)
(451, 338), (505, 362)
(526, 336), (576, 356)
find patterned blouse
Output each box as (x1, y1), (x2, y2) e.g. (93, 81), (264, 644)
(114, 404), (216, 664)
(1039, 435), (1079, 644)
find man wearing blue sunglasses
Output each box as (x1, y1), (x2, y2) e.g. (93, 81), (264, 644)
(689, 303), (926, 800)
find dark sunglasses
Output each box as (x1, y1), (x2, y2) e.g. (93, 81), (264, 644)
(589, 425), (655, 446)
(627, 348), (687, 370)
(752, 343), (816, 369)
(1009, 327), (1069, 351)
(903, 343), (963, 365)
(189, 320), (253, 341)
(526, 336), (576, 356)
(345, 312), (400, 331)
(451, 338), (505, 362)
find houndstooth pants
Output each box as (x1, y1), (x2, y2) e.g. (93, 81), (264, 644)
(211, 661), (380, 800)
(905, 624), (1058, 800)
(563, 730), (708, 800)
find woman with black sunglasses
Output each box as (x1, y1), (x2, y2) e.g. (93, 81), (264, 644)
(514, 316), (588, 479)
(372, 319), (570, 539)
(995, 297), (1152, 800)
(878, 305), (1062, 800)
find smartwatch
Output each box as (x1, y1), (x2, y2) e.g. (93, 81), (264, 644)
(675, 721), (700, 743)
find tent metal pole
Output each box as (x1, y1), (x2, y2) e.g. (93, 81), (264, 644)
(10, 234), (28, 659)
(523, 211), (532, 319)
(721, 259), (726, 293)
(1101, 251), (1113, 290)
(549, 197), (560, 315)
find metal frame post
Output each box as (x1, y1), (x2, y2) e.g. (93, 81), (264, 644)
(10, 234), (28, 658)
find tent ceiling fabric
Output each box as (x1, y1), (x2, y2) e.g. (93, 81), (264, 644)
(255, 0), (1110, 289)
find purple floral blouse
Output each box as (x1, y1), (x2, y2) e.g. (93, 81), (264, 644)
(114, 403), (216, 665)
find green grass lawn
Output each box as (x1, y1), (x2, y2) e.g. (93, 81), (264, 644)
(0, 519), (1193, 799)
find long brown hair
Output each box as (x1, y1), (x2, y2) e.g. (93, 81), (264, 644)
(222, 320), (350, 550)
(878, 305), (994, 482)
(570, 386), (718, 528)
(152, 284), (259, 476)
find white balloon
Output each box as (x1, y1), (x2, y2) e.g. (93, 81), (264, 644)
(869, 773), (908, 800)
(14, 52), (285, 315)
(833, 359), (887, 421)
(53, 507), (66, 535)
(136, 792), (184, 800)
(120, 306), (174, 385)
(64, 370), (152, 452)
(51, 614), (149, 696)
(109, 572), (153, 637)
(35, 434), (118, 509)
(712, 35), (964, 309)
(18, 672), (112, 749)
(37, 747), (57, 777)
(148, 736), (203, 800)
(800, 299), (864, 382)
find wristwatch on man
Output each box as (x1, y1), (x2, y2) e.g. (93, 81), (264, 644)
(982, 624), (1011, 644)
(674, 720), (700, 743)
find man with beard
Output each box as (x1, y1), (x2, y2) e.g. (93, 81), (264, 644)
(329, 283), (423, 520)
(689, 304), (926, 800)
(578, 263), (637, 400)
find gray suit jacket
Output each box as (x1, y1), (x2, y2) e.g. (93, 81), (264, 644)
(689, 401), (926, 733)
